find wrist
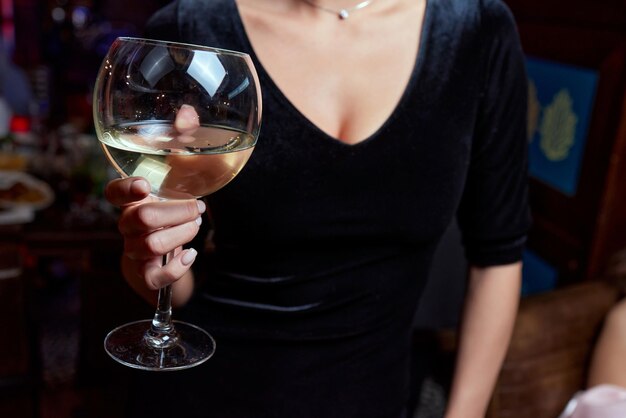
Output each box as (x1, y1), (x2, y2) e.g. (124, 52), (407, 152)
(445, 407), (486, 418)
(444, 389), (489, 418)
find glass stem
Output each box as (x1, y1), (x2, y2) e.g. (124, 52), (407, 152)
(144, 248), (180, 349)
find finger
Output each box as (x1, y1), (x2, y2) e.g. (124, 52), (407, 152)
(174, 104), (200, 135)
(124, 218), (203, 260)
(143, 248), (198, 290)
(119, 199), (206, 236)
(105, 177), (151, 207)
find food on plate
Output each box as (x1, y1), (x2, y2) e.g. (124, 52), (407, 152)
(0, 171), (54, 210)
(0, 180), (47, 204)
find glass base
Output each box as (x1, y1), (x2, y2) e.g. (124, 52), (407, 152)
(104, 319), (215, 371)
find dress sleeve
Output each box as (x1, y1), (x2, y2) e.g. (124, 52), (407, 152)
(456, 2), (532, 267)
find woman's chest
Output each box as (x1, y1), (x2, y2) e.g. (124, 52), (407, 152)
(209, 86), (480, 246)
(237, 1), (426, 144)
(197, 0), (489, 244)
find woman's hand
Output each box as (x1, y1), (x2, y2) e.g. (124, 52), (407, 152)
(104, 177), (205, 305)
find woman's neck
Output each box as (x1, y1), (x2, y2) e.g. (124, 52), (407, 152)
(237, 0), (390, 20)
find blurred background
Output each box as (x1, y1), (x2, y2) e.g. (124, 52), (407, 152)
(0, 1), (625, 418)
(0, 2), (175, 418)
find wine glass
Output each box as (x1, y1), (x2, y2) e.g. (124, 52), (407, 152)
(93, 37), (262, 371)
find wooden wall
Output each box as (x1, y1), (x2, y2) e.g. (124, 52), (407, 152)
(505, 0), (626, 283)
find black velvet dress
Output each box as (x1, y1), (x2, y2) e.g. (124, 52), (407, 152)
(126, 0), (532, 417)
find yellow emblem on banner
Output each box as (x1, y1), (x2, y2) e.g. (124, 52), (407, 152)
(539, 89), (578, 161)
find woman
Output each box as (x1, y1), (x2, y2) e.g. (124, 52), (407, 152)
(558, 298), (626, 418)
(104, 0), (531, 416)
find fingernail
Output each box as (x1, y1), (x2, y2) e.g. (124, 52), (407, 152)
(182, 248), (197, 266)
(195, 216), (202, 226)
(131, 178), (149, 194)
(197, 200), (206, 213)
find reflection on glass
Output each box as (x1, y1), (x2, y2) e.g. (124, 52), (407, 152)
(187, 50), (227, 97)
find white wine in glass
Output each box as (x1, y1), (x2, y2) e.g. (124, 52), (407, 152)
(93, 37), (262, 371)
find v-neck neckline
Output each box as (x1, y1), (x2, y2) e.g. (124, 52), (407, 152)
(229, 0), (434, 147)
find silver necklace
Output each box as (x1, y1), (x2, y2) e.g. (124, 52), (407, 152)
(300, 0), (375, 20)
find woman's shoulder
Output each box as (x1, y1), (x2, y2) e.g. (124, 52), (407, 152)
(146, 0), (239, 46)
(145, 1), (179, 39)
(175, 0), (236, 17)
(435, 0), (517, 35)
(478, 0), (519, 34)
(149, 0), (232, 18)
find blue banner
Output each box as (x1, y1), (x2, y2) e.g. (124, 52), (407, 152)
(526, 57), (599, 196)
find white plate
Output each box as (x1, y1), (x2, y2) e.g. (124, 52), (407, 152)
(0, 170), (54, 210)
(0, 206), (34, 225)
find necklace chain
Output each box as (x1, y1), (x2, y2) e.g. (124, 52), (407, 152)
(299, 0), (375, 19)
